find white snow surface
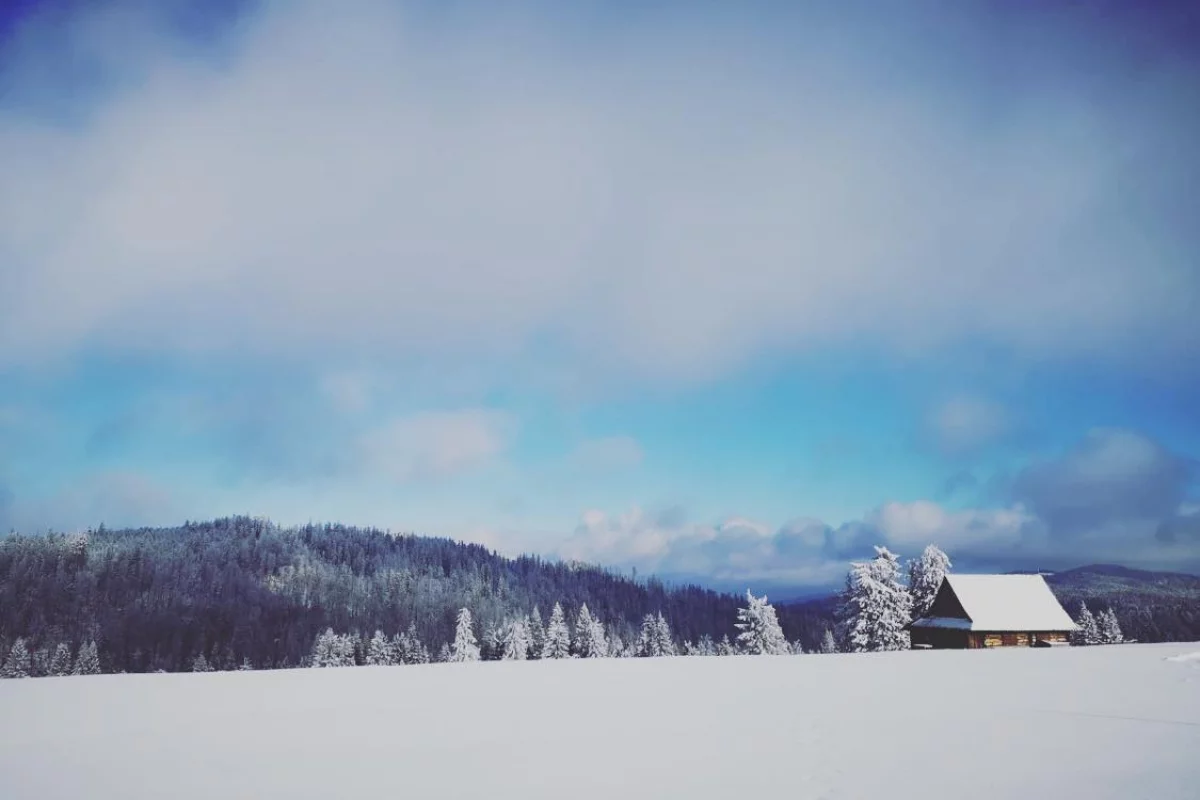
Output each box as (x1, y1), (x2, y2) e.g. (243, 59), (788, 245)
(2, 643), (1199, 799)
(913, 573), (1078, 632)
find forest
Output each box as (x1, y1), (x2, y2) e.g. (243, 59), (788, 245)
(0, 517), (1195, 676)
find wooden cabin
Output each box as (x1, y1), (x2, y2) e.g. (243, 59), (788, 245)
(907, 574), (1076, 649)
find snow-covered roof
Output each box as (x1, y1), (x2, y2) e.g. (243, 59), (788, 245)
(911, 574), (1077, 632)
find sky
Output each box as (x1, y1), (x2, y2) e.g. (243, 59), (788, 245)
(1, 0), (1198, 594)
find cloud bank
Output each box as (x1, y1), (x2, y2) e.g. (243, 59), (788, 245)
(558, 429), (1200, 589)
(1, 0), (1197, 387)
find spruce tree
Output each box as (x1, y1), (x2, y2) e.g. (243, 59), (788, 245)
(73, 641), (101, 675)
(655, 613), (676, 656)
(2, 638), (32, 678)
(573, 604), (608, 658)
(716, 635), (736, 656)
(820, 628), (838, 654)
(366, 630), (392, 665)
(734, 590), (790, 655)
(527, 608), (545, 660)
(542, 603), (572, 659)
(502, 618), (530, 661)
(1072, 603), (1100, 646)
(1098, 609), (1124, 644)
(837, 546), (913, 652)
(450, 608), (480, 662)
(50, 643), (73, 676)
(907, 544), (952, 620)
(191, 653), (212, 673)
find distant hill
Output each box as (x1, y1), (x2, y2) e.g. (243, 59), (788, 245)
(0, 517), (837, 674)
(1043, 564), (1200, 599)
(1041, 564), (1200, 643)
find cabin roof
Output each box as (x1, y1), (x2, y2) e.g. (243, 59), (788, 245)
(910, 574), (1077, 632)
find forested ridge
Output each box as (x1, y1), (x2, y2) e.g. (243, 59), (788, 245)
(0, 516), (831, 673)
(1, 517), (1196, 676)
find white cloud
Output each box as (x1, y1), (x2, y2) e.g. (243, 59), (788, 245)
(0, 1), (1196, 385)
(867, 500), (1032, 552)
(358, 409), (514, 484)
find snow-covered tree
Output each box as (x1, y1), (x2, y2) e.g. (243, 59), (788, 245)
(1098, 608), (1124, 644)
(191, 653), (213, 673)
(502, 618), (530, 661)
(239, 658), (254, 671)
(451, 608), (481, 662)
(1072, 603), (1100, 646)
(637, 613), (677, 657)
(527, 607), (545, 660)
(734, 590), (790, 655)
(480, 622), (504, 661)
(395, 623), (429, 665)
(73, 641), (101, 675)
(907, 544), (952, 620)
(573, 604), (608, 658)
(437, 643), (452, 663)
(695, 634), (716, 657)
(311, 628), (355, 667)
(366, 630), (393, 665)
(542, 603), (572, 659)
(49, 642), (73, 676)
(2, 638), (32, 678)
(819, 628), (838, 654)
(837, 546), (913, 652)
(716, 635), (736, 656)
(655, 614), (676, 656)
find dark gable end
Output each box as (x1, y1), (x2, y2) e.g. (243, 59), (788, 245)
(924, 578), (969, 621)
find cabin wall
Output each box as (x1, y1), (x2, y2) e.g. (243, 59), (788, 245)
(914, 630), (1073, 650)
(910, 628), (969, 649)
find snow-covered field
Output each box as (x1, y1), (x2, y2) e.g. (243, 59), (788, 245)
(2, 643), (1198, 799)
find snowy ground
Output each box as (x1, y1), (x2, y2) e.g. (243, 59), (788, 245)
(2, 643), (1198, 799)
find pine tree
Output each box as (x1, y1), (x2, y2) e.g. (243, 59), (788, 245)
(311, 628), (355, 667)
(655, 613), (676, 656)
(437, 643), (452, 663)
(50, 643), (73, 676)
(239, 658), (254, 670)
(907, 544), (952, 620)
(502, 618), (530, 661)
(573, 604), (608, 658)
(73, 641), (101, 675)
(450, 608), (480, 662)
(1098, 608), (1124, 644)
(1072, 603), (1100, 646)
(696, 634), (716, 656)
(396, 623), (429, 665)
(837, 546), (913, 652)
(716, 635), (736, 656)
(2, 638), (32, 678)
(481, 622), (504, 661)
(527, 608), (545, 660)
(542, 603), (572, 659)
(734, 590), (790, 655)
(819, 628), (838, 654)
(191, 653), (212, 673)
(366, 630), (393, 665)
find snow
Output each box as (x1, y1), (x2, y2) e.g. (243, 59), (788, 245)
(2, 643), (1198, 799)
(913, 574), (1077, 632)
(1165, 651), (1200, 664)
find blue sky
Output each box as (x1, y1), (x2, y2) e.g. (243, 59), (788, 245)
(1, 0), (1199, 591)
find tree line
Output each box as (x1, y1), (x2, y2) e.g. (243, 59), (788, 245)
(0, 517), (831, 677)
